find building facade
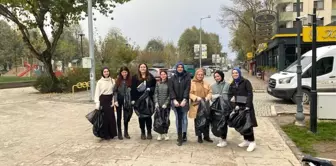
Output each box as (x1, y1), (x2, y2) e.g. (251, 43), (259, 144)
(277, 0), (335, 28)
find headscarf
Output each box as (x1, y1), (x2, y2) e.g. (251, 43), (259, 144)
(101, 67), (110, 78)
(214, 70), (225, 83)
(232, 67), (242, 84)
(193, 68), (204, 82)
(175, 61), (185, 76)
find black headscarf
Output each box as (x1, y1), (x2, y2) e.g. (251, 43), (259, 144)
(214, 70), (225, 83)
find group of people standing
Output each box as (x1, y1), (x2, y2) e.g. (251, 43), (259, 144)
(94, 62), (257, 152)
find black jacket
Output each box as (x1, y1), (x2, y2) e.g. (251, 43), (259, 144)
(168, 72), (191, 102)
(131, 73), (156, 101)
(228, 77), (258, 127)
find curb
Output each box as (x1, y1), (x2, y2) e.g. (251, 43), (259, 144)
(269, 118), (304, 164)
(270, 105), (277, 116)
(272, 105), (310, 116)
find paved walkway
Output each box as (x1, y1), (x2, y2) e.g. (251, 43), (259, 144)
(0, 78), (301, 166)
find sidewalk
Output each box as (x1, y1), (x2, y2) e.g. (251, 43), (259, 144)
(0, 87), (301, 166)
(241, 70), (268, 91)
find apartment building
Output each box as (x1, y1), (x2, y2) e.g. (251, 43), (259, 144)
(277, 0), (336, 28)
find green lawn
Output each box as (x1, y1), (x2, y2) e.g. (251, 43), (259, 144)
(282, 121), (336, 156)
(0, 76), (36, 83)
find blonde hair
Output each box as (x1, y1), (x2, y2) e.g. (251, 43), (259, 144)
(193, 68), (205, 80)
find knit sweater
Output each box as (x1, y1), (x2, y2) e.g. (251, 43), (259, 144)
(94, 77), (115, 103)
(154, 81), (170, 106)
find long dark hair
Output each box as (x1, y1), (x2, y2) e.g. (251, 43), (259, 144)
(137, 63), (151, 81)
(116, 66), (132, 87)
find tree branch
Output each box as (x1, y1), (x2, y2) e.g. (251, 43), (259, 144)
(0, 4), (40, 58)
(50, 14), (66, 54)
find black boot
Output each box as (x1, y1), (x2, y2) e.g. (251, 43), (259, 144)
(204, 136), (213, 143)
(147, 131), (152, 140)
(118, 132), (123, 140)
(182, 132), (187, 142)
(177, 133), (183, 146)
(124, 123), (130, 139)
(198, 136), (203, 143)
(141, 128), (146, 140)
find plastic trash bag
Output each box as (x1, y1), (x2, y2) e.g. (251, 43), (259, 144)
(153, 107), (170, 134)
(134, 91), (155, 118)
(235, 111), (253, 135)
(92, 110), (104, 138)
(86, 109), (98, 125)
(195, 100), (210, 135)
(210, 96), (232, 137)
(123, 89), (133, 122)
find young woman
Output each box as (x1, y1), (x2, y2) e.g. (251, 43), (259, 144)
(153, 71), (170, 141)
(94, 67), (117, 140)
(228, 67), (258, 152)
(169, 62), (191, 146)
(113, 66), (132, 140)
(131, 63), (156, 140)
(189, 68), (213, 143)
(211, 70), (230, 147)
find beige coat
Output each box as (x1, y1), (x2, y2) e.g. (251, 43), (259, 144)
(188, 79), (212, 118)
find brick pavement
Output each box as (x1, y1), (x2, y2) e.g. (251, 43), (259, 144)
(0, 80), (301, 166)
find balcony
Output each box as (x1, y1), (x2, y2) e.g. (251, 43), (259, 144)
(277, 0), (294, 4)
(332, 9), (336, 16)
(279, 12), (294, 22)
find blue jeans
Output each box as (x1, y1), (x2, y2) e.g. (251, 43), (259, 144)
(172, 106), (188, 133)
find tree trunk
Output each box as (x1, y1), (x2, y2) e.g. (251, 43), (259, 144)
(42, 52), (62, 93)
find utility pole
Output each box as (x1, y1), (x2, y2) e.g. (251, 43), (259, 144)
(310, 8), (317, 133)
(88, 0), (96, 101)
(295, 0), (305, 126)
(199, 15), (210, 68)
(79, 33), (85, 58)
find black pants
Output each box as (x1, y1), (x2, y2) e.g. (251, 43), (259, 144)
(176, 107), (184, 139)
(194, 119), (210, 137)
(116, 96), (130, 134)
(243, 128), (255, 142)
(139, 117), (152, 134)
(220, 124), (228, 139)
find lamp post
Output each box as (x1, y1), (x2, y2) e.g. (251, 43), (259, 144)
(199, 15), (211, 68)
(79, 33), (85, 58)
(88, 0), (96, 101)
(294, 0), (305, 126)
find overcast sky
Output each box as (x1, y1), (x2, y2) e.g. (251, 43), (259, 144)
(79, 0), (235, 59)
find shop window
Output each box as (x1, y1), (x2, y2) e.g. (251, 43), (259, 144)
(302, 57), (334, 78)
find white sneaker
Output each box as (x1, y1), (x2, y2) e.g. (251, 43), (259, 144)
(164, 134), (169, 141)
(246, 142), (256, 152)
(157, 134), (162, 141)
(216, 139), (228, 147)
(238, 140), (250, 147)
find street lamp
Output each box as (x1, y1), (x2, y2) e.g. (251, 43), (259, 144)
(294, 0), (305, 126)
(78, 33), (85, 58)
(199, 15), (211, 68)
(88, 0), (96, 101)
(309, 8), (323, 133)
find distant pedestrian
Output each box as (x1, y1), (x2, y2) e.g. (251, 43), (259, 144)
(131, 63), (156, 140)
(113, 66), (132, 140)
(153, 70), (170, 141)
(94, 67), (118, 140)
(228, 67), (258, 152)
(169, 62), (191, 146)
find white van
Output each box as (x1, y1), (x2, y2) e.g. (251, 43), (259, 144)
(267, 45), (336, 104)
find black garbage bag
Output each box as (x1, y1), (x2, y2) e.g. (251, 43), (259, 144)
(134, 91), (155, 118)
(210, 96), (232, 137)
(92, 110), (104, 138)
(195, 100), (210, 135)
(235, 111), (253, 135)
(123, 89), (133, 122)
(86, 109), (99, 125)
(153, 107), (170, 134)
(227, 110), (239, 127)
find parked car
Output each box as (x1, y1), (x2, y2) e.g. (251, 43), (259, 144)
(149, 68), (168, 81)
(167, 69), (175, 79)
(222, 66), (229, 72)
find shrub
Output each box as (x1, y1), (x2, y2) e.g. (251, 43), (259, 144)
(33, 74), (64, 93)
